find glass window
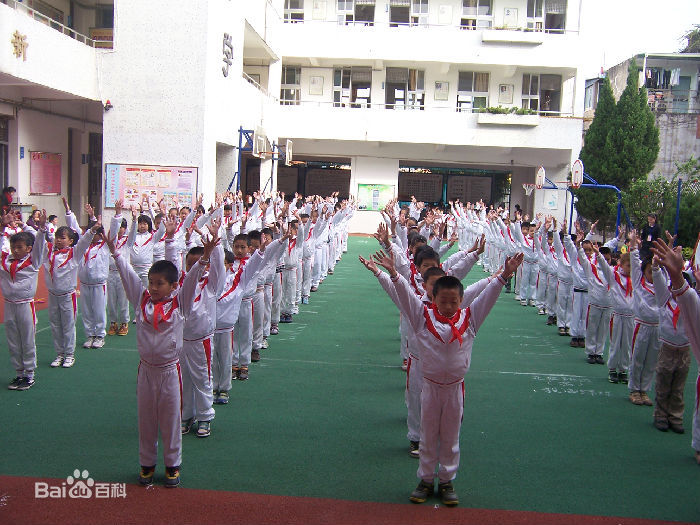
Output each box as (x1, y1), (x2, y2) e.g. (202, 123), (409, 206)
(284, 0), (304, 22)
(457, 71), (489, 111)
(281, 66), (302, 105)
(461, 0), (492, 29)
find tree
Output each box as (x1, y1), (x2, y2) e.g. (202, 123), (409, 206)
(575, 76), (617, 230)
(575, 60), (660, 232)
(680, 25), (700, 53)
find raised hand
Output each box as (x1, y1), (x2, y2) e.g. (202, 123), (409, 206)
(201, 230), (220, 260)
(628, 229), (638, 250)
(650, 236), (684, 282)
(502, 253), (524, 280)
(62, 196), (71, 213)
(114, 199), (123, 216)
(358, 254), (379, 274)
(90, 215), (103, 233)
(590, 220), (598, 233)
(207, 217), (222, 238)
(164, 217), (178, 238)
(131, 205), (139, 219)
(85, 203), (95, 218)
(36, 209), (48, 230)
(477, 234), (486, 255)
(372, 249), (396, 276)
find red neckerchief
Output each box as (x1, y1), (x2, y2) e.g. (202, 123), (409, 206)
(562, 248), (570, 263)
(507, 227), (515, 243)
(1, 251), (32, 280)
(666, 299), (680, 329)
(640, 277), (655, 296)
(48, 243), (73, 277)
(589, 255), (605, 285)
(549, 245), (557, 260)
(218, 259), (248, 302)
(116, 235), (129, 250)
(84, 241), (105, 263)
(614, 267), (632, 297)
(306, 225), (314, 241)
(140, 291), (179, 331)
(135, 231), (155, 247)
(287, 238), (297, 255)
(409, 262), (422, 296)
(193, 276), (209, 303)
(523, 236), (533, 250)
(423, 305), (470, 345)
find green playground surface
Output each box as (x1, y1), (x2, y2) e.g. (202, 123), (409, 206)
(1, 236), (698, 523)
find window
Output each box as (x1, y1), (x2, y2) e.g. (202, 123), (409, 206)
(411, 0), (428, 26)
(385, 68), (425, 109)
(354, 0), (375, 25)
(522, 73), (561, 113)
(333, 67), (372, 107)
(461, 0), (492, 30)
(457, 71), (489, 111)
(526, 0), (543, 31)
(389, 0), (410, 27)
(281, 66), (301, 105)
(337, 0), (354, 24)
(544, 0), (566, 33)
(284, 0), (305, 22)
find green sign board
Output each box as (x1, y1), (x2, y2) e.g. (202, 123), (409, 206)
(357, 183), (394, 211)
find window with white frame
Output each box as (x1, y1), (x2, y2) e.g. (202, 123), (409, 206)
(411, 0), (428, 26)
(457, 71), (489, 111)
(522, 73), (562, 113)
(461, 0), (492, 30)
(385, 68), (425, 109)
(543, 0), (566, 33)
(333, 67), (372, 107)
(281, 66), (302, 105)
(389, 0), (410, 27)
(284, 0), (305, 22)
(337, 0), (353, 23)
(526, 0), (543, 31)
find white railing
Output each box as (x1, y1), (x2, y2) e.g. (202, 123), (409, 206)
(242, 71), (278, 101)
(277, 98), (575, 117)
(280, 17), (578, 34)
(1, 0), (104, 48)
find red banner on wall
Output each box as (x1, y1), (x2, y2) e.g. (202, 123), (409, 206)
(30, 152), (62, 194)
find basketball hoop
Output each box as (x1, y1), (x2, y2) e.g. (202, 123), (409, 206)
(523, 183), (536, 197)
(571, 159), (584, 189)
(535, 166), (546, 190)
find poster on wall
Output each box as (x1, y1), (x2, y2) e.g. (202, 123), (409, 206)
(29, 152), (62, 195)
(104, 163), (198, 209)
(357, 183), (395, 211)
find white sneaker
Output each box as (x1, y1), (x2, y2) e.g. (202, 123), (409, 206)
(292, 306), (299, 315)
(62, 355), (75, 368)
(82, 337), (95, 348)
(50, 356), (65, 368)
(261, 338), (269, 349)
(91, 337), (105, 349)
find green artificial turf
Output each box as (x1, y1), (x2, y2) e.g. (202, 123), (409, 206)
(1, 236), (698, 522)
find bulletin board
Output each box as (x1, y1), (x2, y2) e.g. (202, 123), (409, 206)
(398, 172), (442, 203)
(29, 152), (62, 195)
(104, 163), (198, 209)
(446, 175), (492, 203)
(304, 168), (351, 198)
(357, 183), (394, 211)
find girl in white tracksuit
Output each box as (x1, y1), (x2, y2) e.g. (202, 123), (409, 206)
(627, 245), (660, 405)
(43, 211), (93, 367)
(598, 251), (634, 384)
(553, 231), (574, 336)
(107, 215), (130, 335)
(578, 246), (612, 362)
(128, 214), (165, 287)
(78, 226), (112, 348)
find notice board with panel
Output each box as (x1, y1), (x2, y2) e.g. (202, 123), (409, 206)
(104, 163), (198, 209)
(398, 172), (442, 202)
(304, 169), (351, 198)
(446, 175), (492, 203)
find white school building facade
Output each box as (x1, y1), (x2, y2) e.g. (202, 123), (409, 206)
(1, 0), (584, 232)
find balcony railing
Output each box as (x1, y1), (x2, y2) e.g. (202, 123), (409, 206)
(280, 17), (578, 34)
(1, 0), (110, 48)
(647, 89), (700, 114)
(278, 98), (574, 117)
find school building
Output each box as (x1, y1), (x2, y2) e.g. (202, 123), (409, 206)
(1, 0), (585, 232)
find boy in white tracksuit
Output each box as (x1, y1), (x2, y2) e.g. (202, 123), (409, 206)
(564, 233), (589, 348)
(78, 222), (111, 349)
(627, 240), (660, 406)
(368, 251), (522, 506)
(651, 263), (691, 433)
(578, 245), (612, 364)
(511, 221), (538, 307)
(44, 209), (94, 368)
(2, 218), (47, 390)
(109, 228), (208, 488)
(127, 209), (165, 287)
(280, 222), (300, 323)
(553, 229), (573, 336)
(177, 222), (225, 437)
(598, 250), (634, 385)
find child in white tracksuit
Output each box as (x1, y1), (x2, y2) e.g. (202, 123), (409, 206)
(578, 245), (611, 364)
(598, 251), (634, 384)
(553, 230), (573, 335)
(280, 222), (300, 323)
(651, 263), (691, 433)
(371, 255), (520, 506)
(110, 233), (206, 488)
(128, 212), (165, 287)
(177, 232), (225, 437)
(511, 221), (538, 307)
(44, 211), (93, 368)
(627, 245), (660, 406)
(78, 225), (111, 349)
(2, 222), (46, 390)
(107, 215), (130, 336)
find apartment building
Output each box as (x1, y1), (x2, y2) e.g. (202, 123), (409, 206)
(1, 0), (584, 231)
